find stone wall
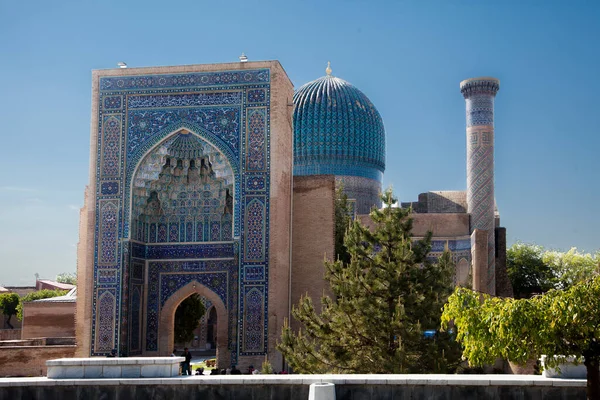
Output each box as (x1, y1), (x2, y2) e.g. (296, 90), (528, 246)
(0, 329), (21, 341)
(291, 175), (335, 332)
(0, 375), (586, 399)
(0, 345), (76, 377)
(21, 302), (75, 339)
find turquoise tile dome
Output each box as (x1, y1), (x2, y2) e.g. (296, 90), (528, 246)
(293, 65), (386, 213)
(293, 67), (386, 181)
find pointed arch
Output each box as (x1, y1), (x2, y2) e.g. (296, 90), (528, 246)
(125, 126), (238, 240)
(158, 280), (229, 366)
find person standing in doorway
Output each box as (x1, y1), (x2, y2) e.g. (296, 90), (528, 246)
(182, 348), (192, 375)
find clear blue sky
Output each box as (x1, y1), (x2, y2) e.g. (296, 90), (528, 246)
(0, 0), (598, 286)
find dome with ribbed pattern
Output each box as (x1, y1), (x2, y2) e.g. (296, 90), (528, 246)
(293, 74), (385, 181)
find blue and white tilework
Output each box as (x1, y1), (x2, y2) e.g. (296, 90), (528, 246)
(92, 68), (272, 358)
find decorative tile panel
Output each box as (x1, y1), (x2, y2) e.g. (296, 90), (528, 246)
(94, 289), (116, 352)
(243, 265), (265, 282)
(127, 92), (242, 109)
(98, 268), (118, 285)
(246, 108), (266, 172)
(100, 116), (122, 178)
(103, 96), (122, 110)
(100, 181), (119, 195)
(242, 287), (265, 353)
(244, 197), (265, 262)
(100, 70), (270, 91)
(98, 200), (119, 265)
(247, 89), (266, 103)
(244, 175), (266, 192)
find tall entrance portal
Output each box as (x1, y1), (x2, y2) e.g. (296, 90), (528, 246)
(76, 62), (294, 369)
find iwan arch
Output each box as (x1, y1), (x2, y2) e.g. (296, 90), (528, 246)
(76, 62), (299, 369)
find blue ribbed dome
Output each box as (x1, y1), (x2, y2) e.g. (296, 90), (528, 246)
(293, 73), (385, 181)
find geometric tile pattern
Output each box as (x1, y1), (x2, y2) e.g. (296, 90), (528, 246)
(98, 200), (119, 265)
(100, 116), (122, 177)
(246, 109), (267, 171)
(244, 198), (266, 262)
(94, 289), (116, 352)
(242, 287), (265, 353)
(91, 68), (272, 358)
(461, 78), (500, 294)
(293, 73), (385, 213)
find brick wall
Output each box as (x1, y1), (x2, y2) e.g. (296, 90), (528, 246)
(0, 329), (21, 341)
(291, 176), (335, 332)
(21, 302), (75, 339)
(0, 346), (76, 377)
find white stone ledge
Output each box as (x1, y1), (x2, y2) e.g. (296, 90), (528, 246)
(0, 374), (587, 388)
(46, 357), (184, 379)
(46, 357), (184, 366)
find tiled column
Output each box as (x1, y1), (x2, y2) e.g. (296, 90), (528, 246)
(460, 77), (500, 295)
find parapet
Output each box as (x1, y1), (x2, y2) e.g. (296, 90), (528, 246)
(460, 77), (500, 98)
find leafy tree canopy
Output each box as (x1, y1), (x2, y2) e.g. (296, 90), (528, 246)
(442, 277), (600, 399)
(56, 272), (77, 285)
(17, 289), (67, 321)
(278, 189), (462, 374)
(0, 293), (20, 329)
(174, 294), (206, 344)
(507, 243), (554, 298)
(507, 243), (599, 298)
(543, 248), (599, 290)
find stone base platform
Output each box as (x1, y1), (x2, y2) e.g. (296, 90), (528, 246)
(0, 374), (587, 400)
(46, 357), (185, 379)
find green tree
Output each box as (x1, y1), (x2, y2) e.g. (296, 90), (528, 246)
(543, 248), (598, 290)
(0, 293), (20, 329)
(507, 242), (554, 298)
(56, 272), (77, 285)
(442, 277), (600, 400)
(334, 185), (352, 264)
(507, 243), (599, 298)
(17, 289), (67, 320)
(174, 294), (206, 344)
(278, 189), (461, 374)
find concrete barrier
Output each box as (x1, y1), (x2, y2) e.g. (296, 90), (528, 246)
(46, 357), (185, 379)
(0, 374), (587, 400)
(308, 382), (335, 400)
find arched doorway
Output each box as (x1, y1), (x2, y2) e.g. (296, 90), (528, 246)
(205, 306), (218, 350)
(159, 280), (230, 367)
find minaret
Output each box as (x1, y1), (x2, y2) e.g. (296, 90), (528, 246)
(460, 77), (500, 295)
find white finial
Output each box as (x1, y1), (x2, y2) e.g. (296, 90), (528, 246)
(117, 62), (127, 68)
(239, 53), (248, 63)
(326, 61), (332, 76)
